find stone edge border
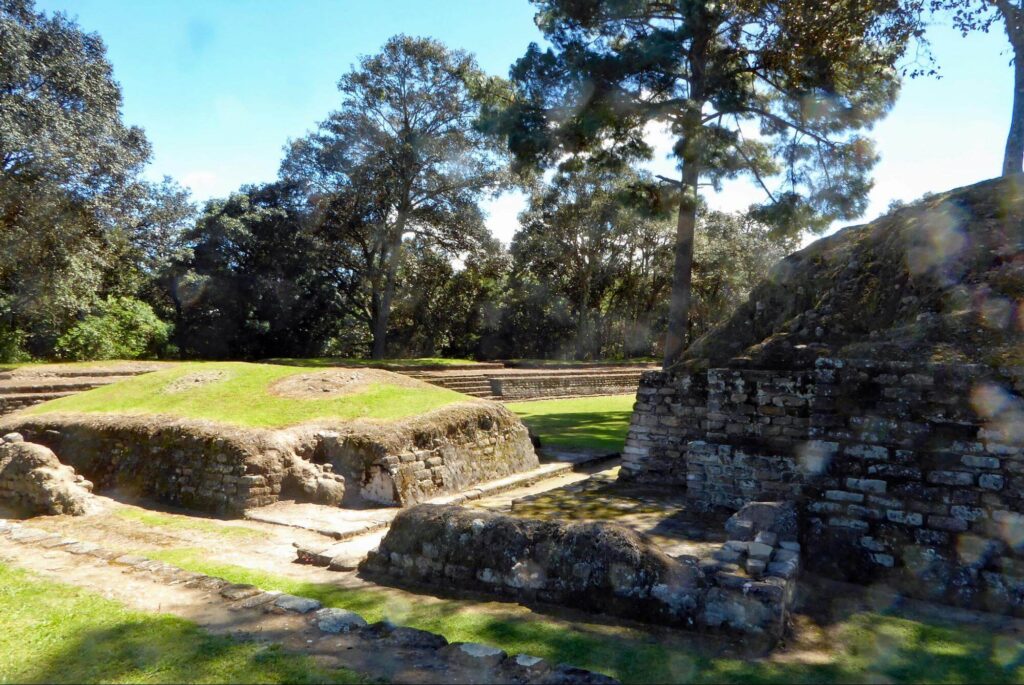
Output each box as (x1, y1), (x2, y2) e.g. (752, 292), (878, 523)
(0, 518), (618, 684)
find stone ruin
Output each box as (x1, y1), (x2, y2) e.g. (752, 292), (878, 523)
(0, 432), (96, 515)
(361, 500), (800, 638)
(622, 176), (1024, 616)
(360, 176), (1024, 638)
(0, 401), (537, 516)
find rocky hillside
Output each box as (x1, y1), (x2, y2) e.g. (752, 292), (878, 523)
(682, 176), (1024, 370)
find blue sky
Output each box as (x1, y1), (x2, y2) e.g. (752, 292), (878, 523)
(38, 0), (1016, 243)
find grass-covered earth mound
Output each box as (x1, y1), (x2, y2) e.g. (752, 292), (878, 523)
(683, 176), (1024, 369)
(23, 362), (467, 428)
(3, 363), (538, 513)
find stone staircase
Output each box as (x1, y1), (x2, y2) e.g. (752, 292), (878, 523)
(0, 364), (167, 416)
(411, 374), (500, 399)
(406, 365), (656, 401)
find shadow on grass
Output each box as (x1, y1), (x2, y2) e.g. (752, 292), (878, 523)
(142, 549), (1024, 684)
(519, 409), (634, 452)
(0, 564), (362, 684)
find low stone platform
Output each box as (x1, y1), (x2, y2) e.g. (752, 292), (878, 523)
(359, 500), (801, 639)
(406, 365), (656, 401)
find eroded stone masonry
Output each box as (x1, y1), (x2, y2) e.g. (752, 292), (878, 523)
(622, 358), (1024, 614)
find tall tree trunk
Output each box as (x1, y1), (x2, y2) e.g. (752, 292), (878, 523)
(1000, 1), (1024, 176)
(661, 160), (700, 369)
(1004, 43), (1024, 176)
(370, 214), (407, 360)
(575, 259), (593, 360)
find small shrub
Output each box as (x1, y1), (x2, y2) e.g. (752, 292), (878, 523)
(0, 324), (31, 364)
(55, 297), (171, 361)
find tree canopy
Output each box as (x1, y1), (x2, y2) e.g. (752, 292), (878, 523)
(489, 0), (926, 366)
(282, 35), (510, 358)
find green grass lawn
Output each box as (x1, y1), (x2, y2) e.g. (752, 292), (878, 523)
(263, 357), (482, 368)
(0, 562), (363, 684)
(113, 508), (267, 541)
(144, 549), (1024, 685)
(25, 362), (467, 428)
(505, 358), (658, 367)
(507, 394), (636, 452)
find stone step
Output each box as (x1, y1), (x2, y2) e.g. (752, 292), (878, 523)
(0, 390), (79, 404)
(0, 368), (154, 381)
(266, 462), (575, 544)
(0, 376), (134, 393)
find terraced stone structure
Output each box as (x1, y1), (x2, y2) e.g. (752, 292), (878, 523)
(3, 402), (537, 515)
(361, 501), (801, 638)
(623, 177), (1024, 615)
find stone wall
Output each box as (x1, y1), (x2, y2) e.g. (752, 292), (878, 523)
(2, 417), (313, 515)
(0, 432), (96, 515)
(361, 502), (800, 638)
(622, 359), (1024, 614)
(310, 407), (538, 507)
(491, 372), (644, 401)
(0, 404), (538, 515)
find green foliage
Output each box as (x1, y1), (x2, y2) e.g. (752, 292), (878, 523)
(27, 362), (464, 427)
(0, 322), (31, 364)
(173, 182), (338, 360)
(0, 2), (195, 360)
(282, 35), (509, 358)
(489, 0), (926, 364)
(499, 163), (794, 359)
(54, 297), (170, 361)
(0, 562), (364, 684)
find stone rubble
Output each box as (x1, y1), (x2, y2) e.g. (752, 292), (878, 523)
(0, 433), (95, 515)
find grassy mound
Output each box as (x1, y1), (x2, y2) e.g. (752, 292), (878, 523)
(684, 176), (1024, 369)
(25, 362), (468, 428)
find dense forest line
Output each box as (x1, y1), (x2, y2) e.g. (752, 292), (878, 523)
(3, 0), (1019, 364)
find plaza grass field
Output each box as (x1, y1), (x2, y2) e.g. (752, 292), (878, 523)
(145, 549), (1024, 685)
(263, 357), (482, 368)
(25, 361), (466, 428)
(0, 563), (363, 684)
(508, 394), (636, 452)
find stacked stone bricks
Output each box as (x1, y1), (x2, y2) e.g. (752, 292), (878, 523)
(622, 358), (1024, 614)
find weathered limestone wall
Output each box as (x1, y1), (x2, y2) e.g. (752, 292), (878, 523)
(492, 372), (645, 401)
(0, 432), (95, 515)
(0, 404), (538, 515)
(312, 408), (538, 507)
(3, 418), (304, 514)
(623, 359), (1024, 614)
(361, 502), (801, 638)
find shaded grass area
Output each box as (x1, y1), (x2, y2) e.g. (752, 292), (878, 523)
(144, 549), (1024, 684)
(263, 357), (481, 368)
(508, 394), (636, 452)
(113, 508), (266, 541)
(26, 362), (466, 428)
(0, 562), (363, 684)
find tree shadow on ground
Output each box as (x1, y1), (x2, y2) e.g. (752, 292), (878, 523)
(518, 408), (634, 452)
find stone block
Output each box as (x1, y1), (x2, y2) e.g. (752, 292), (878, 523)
(315, 608), (367, 633)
